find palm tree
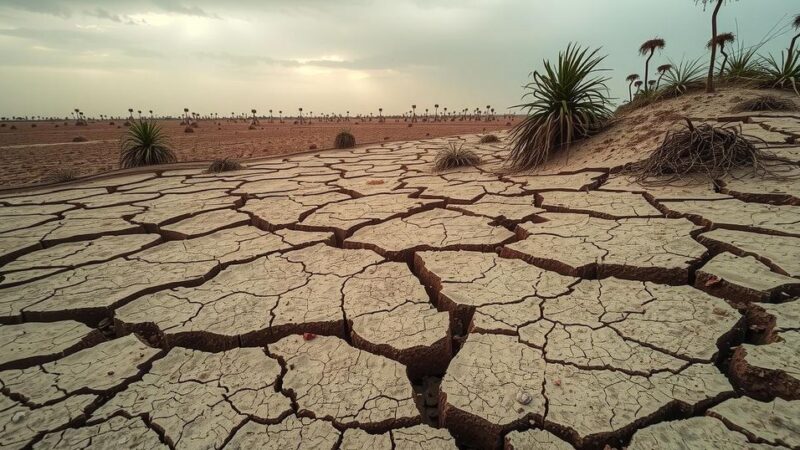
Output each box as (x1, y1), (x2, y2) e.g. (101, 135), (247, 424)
(708, 32), (735, 76)
(269, 109), (273, 123)
(278, 110), (283, 123)
(137, 110), (142, 119)
(434, 104), (439, 121)
(378, 107), (383, 122)
(128, 108), (134, 120)
(298, 107), (303, 124)
(634, 80), (644, 94)
(486, 105), (491, 121)
(251, 109), (258, 125)
(639, 38), (666, 92)
(149, 110), (153, 119)
(411, 105), (417, 122)
(183, 107), (189, 124)
(788, 14), (800, 67)
(655, 65), (672, 89)
(695, 0), (728, 93)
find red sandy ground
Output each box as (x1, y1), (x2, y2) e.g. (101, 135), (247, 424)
(0, 118), (515, 187)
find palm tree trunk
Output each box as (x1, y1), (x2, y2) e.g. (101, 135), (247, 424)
(628, 81), (634, 101)
(706, 0), (723, 93)
(719, 45), (729, 78)
(656, 74), (664, 90)
(788, 33), (800, 67)
(644, 51), (654, 92)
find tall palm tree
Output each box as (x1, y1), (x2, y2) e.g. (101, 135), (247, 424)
(149, 110), (154, 119)
(298, 107), (303, 123)
(278, 110), (283, 123)
(707, 32), (735, 76)
(696, 0), (729, 93)
(639, 38), (666, 92)
(625, 74), (640, 101)
(183, 107), (189, 124)
(434, 104), (439, 121)
(788, 14), (800, 67)
(411, 105), (417, 122)
(137, 110), (142, 118)
(634, 80), (644, 94)
(128, 108), (134, 120)
(251, 109), (258, 125)
(269, 109), (273, 123)
(378, 107), (383, 122)
(655, 65), (672, 89)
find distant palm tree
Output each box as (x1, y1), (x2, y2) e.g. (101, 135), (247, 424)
(411, 105), (417, 122)
(269, 109), (273, 123)
(708, 32), (735, 76)
(278, 110), (283, 123)
(434, 104), (439, 121)
(378, 107), (383, 122)
(128, 108), (134, 120)
(634, 80), (644, 94)
(695, 0), (727, 93)
(137, 110), (142, 118)
(251, 109), (258, 125)
(655, 65), (672, 89)
(639, 38), (666, 92)
(149, 109), (154, 118)
(298, 107), (303, 123)
(183, 107), (189, 124)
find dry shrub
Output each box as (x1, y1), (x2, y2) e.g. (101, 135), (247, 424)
(732, 95), (796, 113)
(479, 134), (500, 144)
(628, 119), (794, 184)
(248, 124), (257, 130)
(334, 130), (356, 149)
(433, 142), (482, 171)
(207, 158), (242, 173)
(184, 126), (194, 133)
(72, 136), (88, 142)
(309, 144), (318, 150)
(48, 168), (78, 183)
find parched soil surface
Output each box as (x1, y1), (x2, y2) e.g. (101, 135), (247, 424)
(0, 119), (513, 187)
(0, 89), (798, 450)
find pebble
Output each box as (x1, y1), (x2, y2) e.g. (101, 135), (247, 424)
(11, 411), (26, 423)
(516, 391), (532, 405)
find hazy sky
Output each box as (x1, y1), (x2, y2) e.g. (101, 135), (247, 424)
(0, 0), (797, 118)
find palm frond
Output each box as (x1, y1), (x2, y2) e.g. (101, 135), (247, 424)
(661, 57), (706, 97)
(761, 51), (800, 94)
(507, 44), (612, 171)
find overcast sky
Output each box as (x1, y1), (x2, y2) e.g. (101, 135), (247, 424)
(0, 0), (797, 118)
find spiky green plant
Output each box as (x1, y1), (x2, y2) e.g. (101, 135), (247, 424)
(723, 43), (765, 82)
(761, 52), (800, 94)
(120, 120), (176, 168)
(661, 57), (706, 97)
(507, 44), (612, 170)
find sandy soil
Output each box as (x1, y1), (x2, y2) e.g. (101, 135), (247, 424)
(0, 118), (514, 187)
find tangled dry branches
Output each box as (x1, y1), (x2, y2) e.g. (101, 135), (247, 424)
(628, 118), (795, 185)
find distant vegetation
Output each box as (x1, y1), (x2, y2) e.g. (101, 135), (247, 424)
(120, 120), (176, 168)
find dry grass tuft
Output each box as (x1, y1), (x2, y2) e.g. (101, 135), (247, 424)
(479, 134), (500, 144)
(433, 142), (482, 171)
(334, 130), (356, 149)
(184, 126), (194, 133)
(732, 95), (797, 113)
(48, 168), (78, 183)
(72, 136), (88, 142)
(628, 119), (794, 184)
(207, 157), (243, 173)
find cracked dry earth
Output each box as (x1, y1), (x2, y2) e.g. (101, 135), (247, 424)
(0, 109), (799, 450)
